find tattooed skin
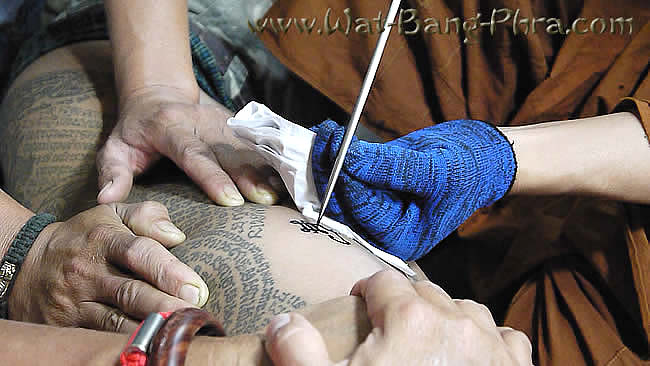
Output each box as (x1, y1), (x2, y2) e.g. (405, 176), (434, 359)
(0, 65), (307, 335)
(1, 45), (394, 335)
(128, 184), (307, 335)
(0, 69), (114, 217)
(289, 219), (353, 245)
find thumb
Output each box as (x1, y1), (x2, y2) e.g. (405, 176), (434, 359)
(265, 313), (333, 366)
(96, 136), (137, 203)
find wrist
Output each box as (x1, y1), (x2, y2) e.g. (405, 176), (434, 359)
(0, 207), (33, 259)
(499, 124), (580, 197)
(118, 82), (200, 113)
(7, 221), (61, 321)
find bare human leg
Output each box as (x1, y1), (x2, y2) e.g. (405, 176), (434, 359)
(0, 41), (403, 335)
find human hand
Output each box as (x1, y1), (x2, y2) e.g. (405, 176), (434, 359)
(8, 201), (209, 333)
(266, 270), (532, 366)
(311, 119), (517, 260)
(96, 86), (281, 206)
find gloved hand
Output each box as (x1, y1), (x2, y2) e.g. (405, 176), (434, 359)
(311, 119), (517, 260)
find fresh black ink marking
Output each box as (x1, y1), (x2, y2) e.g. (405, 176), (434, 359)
(289, 219), (352, 245)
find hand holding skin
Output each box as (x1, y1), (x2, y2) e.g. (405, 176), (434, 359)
(8, 201), (209, 333)
(95, 86), (282, 206)
(101, 1), (281, 207)
(266, 270), (533, 366)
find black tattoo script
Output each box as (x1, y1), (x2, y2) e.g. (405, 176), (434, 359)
(289, 219), (352, 246)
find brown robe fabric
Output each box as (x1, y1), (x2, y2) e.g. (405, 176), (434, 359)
(259, 0), (650, 364)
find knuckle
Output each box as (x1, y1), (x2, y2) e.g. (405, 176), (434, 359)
(455, 299), (492, 316)
(505, 328), (533, 352)
(419, 280), (451, 297)
(395, 299), (433, 322)
(63, 257), (92, 280)
(123, 237), (151, 266)
(179, 142), (206, 164)
(473, 302), (493, 318)
(87, 223), (118, 244)
(130, 201), (165, 220)
(99, 309), (126, 332)
(369, 269), (400, 287)
(115, 279), (140, 311)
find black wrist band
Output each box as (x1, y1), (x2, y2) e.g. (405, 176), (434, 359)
(0, 213), (56, 319)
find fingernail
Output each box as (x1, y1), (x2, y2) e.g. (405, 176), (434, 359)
(98, 181), (113, 200)
(155, 221), (186, 241)
(255, 184), (277, 204)
(267, 313), (291, 338)
(223, 185), (244, 206)
(179, 283), (201, 306)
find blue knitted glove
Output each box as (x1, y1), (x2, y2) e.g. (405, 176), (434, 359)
(310, 119), (517, 261)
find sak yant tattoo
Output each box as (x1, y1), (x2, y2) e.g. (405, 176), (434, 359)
(289, 219), (353, 246)
(0, 69), (114, 216)
(1, 66), (307, 336)
(128, 185), (307, 335)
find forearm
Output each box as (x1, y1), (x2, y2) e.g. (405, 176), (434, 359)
(0, 319), (234, 366)
(199, 296), (371, 365)
(503, 112), (650, 203)
(0, 189), (34, 258)
(0, 296), (369, 366)
(104, 0), (198, 107)
(0, 319), (126, 365)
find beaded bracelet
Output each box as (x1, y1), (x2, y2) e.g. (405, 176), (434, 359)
(149, 308), (225, 366)
(121, 308), (225, 366)
(0, 213), (56, 319)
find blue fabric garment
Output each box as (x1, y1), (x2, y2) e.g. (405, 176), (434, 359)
(310, 119), (517, 261)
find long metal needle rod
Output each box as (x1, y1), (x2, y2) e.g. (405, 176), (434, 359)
(317, 0), (402, 225)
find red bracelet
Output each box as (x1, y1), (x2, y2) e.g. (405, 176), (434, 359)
(120, 312), (173, 366)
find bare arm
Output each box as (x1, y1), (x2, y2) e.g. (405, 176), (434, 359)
(0, 296), (371, 366)
(104, 0), (198, 106)
(98, 2), (279, 206)
(504, 112), (650, 203)
(0, 189), (34, 258)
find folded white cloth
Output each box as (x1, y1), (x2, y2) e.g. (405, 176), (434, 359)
(227, 101), (320, 214)
(227, 102), (415, 277)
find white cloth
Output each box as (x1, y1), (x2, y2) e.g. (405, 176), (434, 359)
(227, 102), (415, 277)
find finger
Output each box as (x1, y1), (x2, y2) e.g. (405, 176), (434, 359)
(98, 275), (198, 320)
(228, 164), (279, 205)
(499, 327), (534, 366)
(265, 313), (332, 366)
(101, 231), (208, 307)
(413, 281), (455, 311)
(79, 302), (139, 334)
(453, 299), (499, 335)
(96, 136), (137, 203)
(113, 201), (186, 247)
(153, 128), (244, 206)
(350, 270), (419, 328)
